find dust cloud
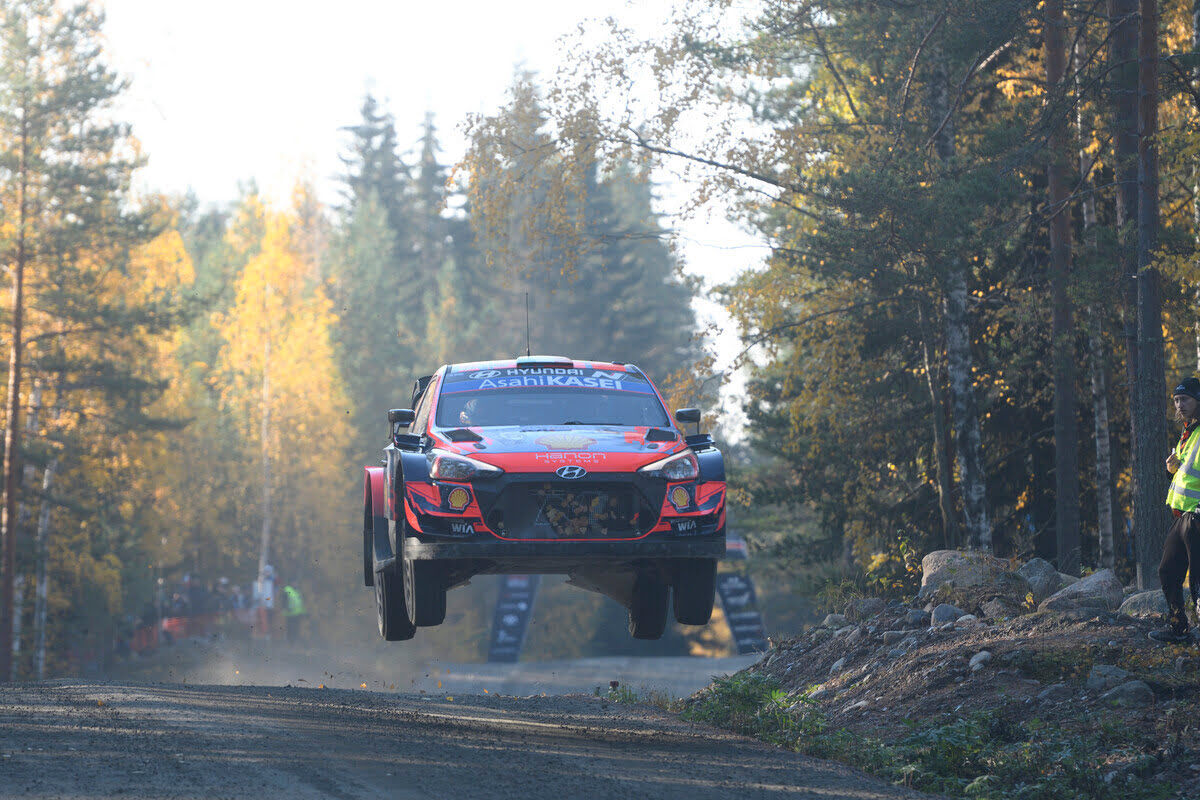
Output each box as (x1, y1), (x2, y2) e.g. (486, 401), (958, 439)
(112, 634), (758, 699)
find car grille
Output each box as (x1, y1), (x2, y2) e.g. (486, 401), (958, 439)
(484, 481), (652, 540)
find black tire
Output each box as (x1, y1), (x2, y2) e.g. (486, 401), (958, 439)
(628, 574), (669, 640)
(673, 558), (717, 625)
(403, 550), (447, 627)
(374, 565), (416, 641)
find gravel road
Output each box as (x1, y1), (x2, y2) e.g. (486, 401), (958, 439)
(0, 680), (938, 799)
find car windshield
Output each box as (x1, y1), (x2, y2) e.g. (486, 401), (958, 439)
(436, 368), (670, 428)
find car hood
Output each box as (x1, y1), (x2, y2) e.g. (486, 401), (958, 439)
(429, 425), (686, 473)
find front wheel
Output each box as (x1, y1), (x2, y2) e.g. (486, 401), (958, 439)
(672, 558), (717, 625)
(375, 566), (416, 641)
(628, 574), (669, 640)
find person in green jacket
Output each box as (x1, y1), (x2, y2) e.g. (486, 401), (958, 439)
(282, 583), (307, 644)
(1151, 377), (1200, 643)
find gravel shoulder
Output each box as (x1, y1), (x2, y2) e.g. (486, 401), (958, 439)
(0, 681), (939, 799)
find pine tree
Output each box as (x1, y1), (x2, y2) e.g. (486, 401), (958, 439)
(0, 0), (168, 679)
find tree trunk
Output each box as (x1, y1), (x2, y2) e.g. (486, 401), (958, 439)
(1133, 0), (1170, 590)
(0, 108), (30, 682)
(918, 301), (959, 549)
(1194, 0), (1200, 370)
(1075, 27), (1117, 571)
(1109, 0), (1141, 567)
(1046, 0), (1081, 575)
(258, 336), (272, 577)
(33, 454), (56, 681)
(7, 380), (43, 675)
(16, 380), (42, 535)
(929, 39), (992, 553)
(10, 576), (22, 671)
(1089, 320), (1116, 568)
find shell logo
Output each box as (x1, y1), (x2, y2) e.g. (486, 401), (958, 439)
(670, 486), (692, 510)
(535, 433), (597, 451)
(446, 487), (471, 511)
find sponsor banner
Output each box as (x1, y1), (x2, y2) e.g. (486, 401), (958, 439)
(451, 367), (645, 381)
(486, 574), (541, 663)
(440, 374), (655, 394)
(716, 571), (768, 654)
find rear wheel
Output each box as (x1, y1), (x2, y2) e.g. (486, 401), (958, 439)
(672, 558), (717, 625)
(628, 574), (669, 640)
(374, 565), (416, 641)
(403, 548), (447, 627)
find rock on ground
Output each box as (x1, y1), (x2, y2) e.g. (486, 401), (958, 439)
(1099, 680), (1155, 707)
(981, 597), (1022, 619)
(931, 604), (965, 625)
(1018, 558), (1070, 604)
(919, 550), (1017, 598)
(1119, 590), (1169, 618)
(845, 597), (886, 620)
(1087, 665), (1130, 692)
(1039, 568), (1124, 612)
(1037, 683), (1073, 703)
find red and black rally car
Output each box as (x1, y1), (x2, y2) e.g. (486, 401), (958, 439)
(361, 356), (727, 641)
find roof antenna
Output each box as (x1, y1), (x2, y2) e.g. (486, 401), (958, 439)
(525, 292), (531, 357)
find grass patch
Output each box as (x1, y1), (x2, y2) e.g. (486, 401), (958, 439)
(681, 671), (1174, 800)
(595, 683), (679, 710)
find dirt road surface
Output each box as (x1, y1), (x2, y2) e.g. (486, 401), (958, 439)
(0, 681), (938, 799)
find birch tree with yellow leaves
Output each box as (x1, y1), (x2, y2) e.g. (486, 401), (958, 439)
(212, 192), (350, 585)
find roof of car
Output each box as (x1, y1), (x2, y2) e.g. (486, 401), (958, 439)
(446, 356), (638, 374)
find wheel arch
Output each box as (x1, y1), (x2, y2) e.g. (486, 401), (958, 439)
(364, 466), (393, 576)
(696, 447), (726, 482)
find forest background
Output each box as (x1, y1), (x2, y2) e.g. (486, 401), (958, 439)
(1, 0), (1198, 679)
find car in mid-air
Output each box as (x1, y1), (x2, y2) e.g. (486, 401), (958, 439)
(361, 356), (727, 641)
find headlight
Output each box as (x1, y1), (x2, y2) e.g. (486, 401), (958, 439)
(638, 451), (699, 481)
(427, 449), (504, 481)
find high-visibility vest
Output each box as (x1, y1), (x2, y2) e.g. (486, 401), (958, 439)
(1167, 426), (1200, 512)
(282, 585), (306, 617)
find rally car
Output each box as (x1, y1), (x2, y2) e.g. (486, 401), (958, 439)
(361, 356), (727, 641)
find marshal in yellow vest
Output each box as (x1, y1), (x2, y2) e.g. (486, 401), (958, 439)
(1167, 427), (1200, 513)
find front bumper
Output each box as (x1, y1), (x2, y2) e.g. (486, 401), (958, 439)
(402, 531), (726, 576)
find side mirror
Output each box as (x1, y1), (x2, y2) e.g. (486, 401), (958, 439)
(388, 408), (415, 426)
(674, 408), (701, 425)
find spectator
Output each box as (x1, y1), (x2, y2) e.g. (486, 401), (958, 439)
(282, 583), (307, 644)
(168, 591), (190, 617)
(1151, 377), (1200, 642)
(254, 564), (276, 638)
(212, 578), (231, 612)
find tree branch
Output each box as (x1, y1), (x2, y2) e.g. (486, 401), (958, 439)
(803, 10), (862, 124)
(894, 4), (951, 149)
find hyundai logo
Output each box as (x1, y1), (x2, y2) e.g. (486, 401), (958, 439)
(470, 370), (502, 378)
(555, 465), (587, 480)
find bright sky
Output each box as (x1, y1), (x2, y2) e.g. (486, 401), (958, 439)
(100, 0), (765, 427)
